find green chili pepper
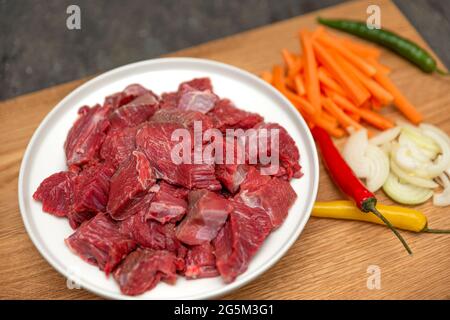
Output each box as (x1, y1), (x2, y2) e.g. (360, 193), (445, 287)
(317, 17), (448, 75)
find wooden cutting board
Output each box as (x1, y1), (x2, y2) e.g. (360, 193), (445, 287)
(1, 0), (449, 300)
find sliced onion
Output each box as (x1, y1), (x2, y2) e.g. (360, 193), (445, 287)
(398, 132), (438, 160)
(413, 128), (450, 178)
(383, 172), (433, 205)
(401, 126), (440, 155)
(365, 145), (390, 192)
(390, 158), (438, 189)
(433, 173), (450, 207)
(369, 126), (401, 146)
(420, 123), (450, 146)
(342, 129), (369, 177)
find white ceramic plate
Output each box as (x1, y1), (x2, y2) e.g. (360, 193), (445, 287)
(18, 58), (319, 300)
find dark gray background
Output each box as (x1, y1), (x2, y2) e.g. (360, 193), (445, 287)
(1, 0), (449, 101)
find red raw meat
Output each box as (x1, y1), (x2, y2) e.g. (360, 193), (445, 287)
(160, 92), (178, 109)
(176, 190), (233, 246)
(107, 150), (155, 220)
(100, 126), (137, 168)
(145, 182), (188, 224)
(73, 162), (115, 214)
(213, 201), (272, 283)
(253, 122), (302, 179)
(33, 171), (76, 217)
(184, 243), (219, 279)
(208, 99), (263, 132)
(150, 108), (214, 132)
(103, 84), (158, 109)
(179, 78), (213, 91)
(136, 122), (221, 191)
(65, 213), (136, 275)
(65, 105), (111, 167)
(236, 167), (297, 228)
(114, 249), (183, 296)
(109, 93), (159, 129)
(177, 84), (218, 114)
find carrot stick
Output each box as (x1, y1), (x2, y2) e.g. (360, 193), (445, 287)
(321, 109), (339, 126)
(272, 65), (316, 116)
(282, 49), (297, 73)
(321, 96), (362, 131)
(285, 76), (296, 91)
(313, 41), (371, 107)
(338, 37), (381, 59)
(318, 67), (346, 96)
(300, 30), (321, 112)
(325, 90), (394, 130)
(372, 70), (423, 124)
(314, 116), (345, 138)
(333, 54), (393, 106)
(371, 97), (383, 111)
(260, 71), (273, 84)
(366, 57), (391, 74)
(316, 32), (377, 76)
(294, 74), (306, 96)
(288, 55), (304, 79)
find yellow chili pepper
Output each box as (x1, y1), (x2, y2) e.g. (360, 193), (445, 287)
(313, 201), (450, 233)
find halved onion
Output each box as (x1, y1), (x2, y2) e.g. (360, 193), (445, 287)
(342, 129), (369, 177)
(390, 158), (438, 189)
(365, 144), (390, 192)
(369, 126), (401, 146)
(383, 172), (433, 205)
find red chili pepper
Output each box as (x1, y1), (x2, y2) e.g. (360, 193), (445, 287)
(311, 126), (412, 254)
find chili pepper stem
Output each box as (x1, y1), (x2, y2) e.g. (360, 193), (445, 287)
(436, 68), (449, 76)
(423, 228), (450, 234)
(366, 202), (413, 255)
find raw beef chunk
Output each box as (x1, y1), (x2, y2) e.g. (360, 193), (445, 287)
(65, 213), (136, 275)
(146, 182), (188, 224)
(73, 162), (115, 214)
(213, 201), (272, 283)
(136, 122), (221, 190)
(100, 126), (137, 169)
(253, 122), (302, 179)
(179, 78), (213, 91)
(119, 215), (185, 257)
(237, 167), (297, 228)
(176, 190), (233, 245)
(114, 249), (183, 296)
(150, 108), (214, 132)
(184, 243), (219, 279)
(107, 150), (155, 220)
(109, 93), (159, 129)
(103, 84), (158, 110)
(160, 92), (178, 109)
(64, 104), (111, 167)
(177, 83), (218, 114)
(208, 99), (263, 132)
(33, 171), (76, 217)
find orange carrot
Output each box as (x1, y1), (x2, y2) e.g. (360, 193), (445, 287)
(294, 74), (306, 96)
(285, 76), (296, 91)
(317, 32), (376, 76)
(373, 70), (423, 124)
(338, 37), (381, 59)
(317, 66), (347, 96)
(325, 90), (394, 130)
(321, 109), (339, 127)
(288, 55), (304, 79)
(260, 71), (273, 84)
(313, 41), (370, 107)
(300, 30), (321, 112)
(282, 49), (296, 72)
(314, 116), (346, 138)
(371, 97), (383, 111)
(321, 96), (362, 131)
(272, 65), (316, 116)
(366, 57), (391, 74)
(333, 54), (393, 106)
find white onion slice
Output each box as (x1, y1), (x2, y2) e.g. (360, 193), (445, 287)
(342, 129), (369, 177)
(369, 126), (401, 146)
(383, 172), (433, 205)
(433, 173), (450, 207)
(390, 159), (438, 189)
(413, 129), (450, 178)
(365, 144), (390, 192)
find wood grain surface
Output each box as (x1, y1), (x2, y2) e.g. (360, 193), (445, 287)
(1, 0), (449, 300)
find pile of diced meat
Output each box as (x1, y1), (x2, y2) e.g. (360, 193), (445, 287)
(33, 78), (302, 296)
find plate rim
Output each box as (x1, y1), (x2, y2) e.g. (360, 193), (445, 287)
(18, 57), (319, 300)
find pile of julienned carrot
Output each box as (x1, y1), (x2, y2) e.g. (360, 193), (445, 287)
(260, 27), (424, 138)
